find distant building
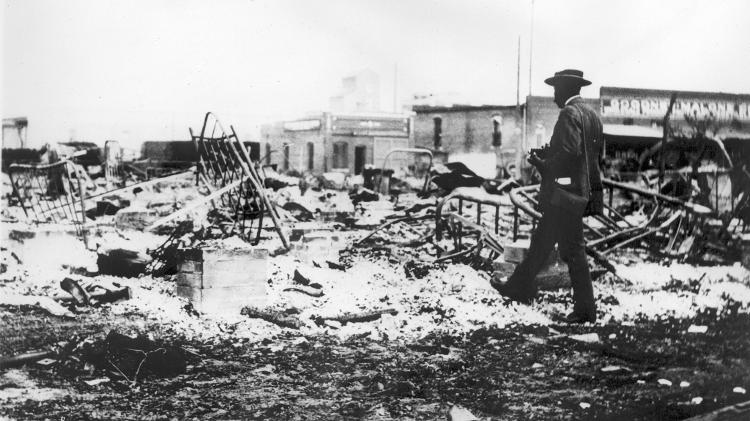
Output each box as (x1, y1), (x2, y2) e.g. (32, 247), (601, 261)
(2, 117), (28, 149)
(260, 112), (413, 175)
(408, 86), (750, 181)
(412, 104), (523, 177)
(599, 87), (750, 159)
(330, 70), (381, 113)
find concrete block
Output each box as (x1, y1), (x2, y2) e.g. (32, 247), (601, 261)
(178, 247), (268, 289)
(503, 240), (530, 263)
(176, 246), (268, 315)
(289, 222), (335, 242)
(176, 285), (266, 315)
(501, 240), (559, 266)
(289, 238), (340, 266)
(114, 208), (158, 231)
(5, 227), (90, 270)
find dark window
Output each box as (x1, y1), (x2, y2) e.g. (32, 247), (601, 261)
(283, 143), (290, 170)
(307, 142), (314, 171)
(354, 145), (366, 175)
(245, 142), (261, 161)
(333, 141), (348, 169)
(433, 117), (442, 149)
(492, 116), (502, 147)
(265, 143), (272, 165)
(623, 118), (634, 125)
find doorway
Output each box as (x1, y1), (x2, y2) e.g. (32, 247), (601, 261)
(354, 145), (367, 175)
(307, 142), (314, 171)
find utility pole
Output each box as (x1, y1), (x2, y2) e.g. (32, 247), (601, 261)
(528, 0), (535, 96)
(393, 62), (398, 113)
(516, 35), (521, 107)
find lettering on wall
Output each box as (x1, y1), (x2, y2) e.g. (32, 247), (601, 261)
(283, 120), (321, 131)
(601, 90), (750, 122)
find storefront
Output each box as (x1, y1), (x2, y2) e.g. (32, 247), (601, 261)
(261, 113), (412, 175)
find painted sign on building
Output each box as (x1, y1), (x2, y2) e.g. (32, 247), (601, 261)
(331, 116), (409, 137)
(283, 119), (321, 131)
(601, 87), (750, 122)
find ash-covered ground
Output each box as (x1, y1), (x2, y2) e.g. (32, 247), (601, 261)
(1, 174), (749, 420)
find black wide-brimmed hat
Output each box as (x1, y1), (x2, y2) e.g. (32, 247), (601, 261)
(544, 69), (591, 87)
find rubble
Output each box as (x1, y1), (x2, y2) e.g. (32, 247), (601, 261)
(0, 294), (75, 318)
(97, 248), (151, 278)
(80, 330), (187, 382)
(1, 115), (749, 420)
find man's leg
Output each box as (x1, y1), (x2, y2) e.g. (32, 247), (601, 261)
(501, 207), (559, 300)
(557, 210), (596, 318)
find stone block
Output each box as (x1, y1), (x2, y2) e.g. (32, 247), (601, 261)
(501, 240), (559, 266)
(176, 246), (268, 315)
(176, 285), (266, 314)
(289, 226), (334, 242)
(503, 240), (530, 263)
(289, 234), (341, 266)
(114, 208), (158, 231)
(5, 227), (90, 270)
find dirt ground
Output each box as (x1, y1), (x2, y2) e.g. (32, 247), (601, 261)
(2, 184), (749, 420)
(2, 290), (750, 420)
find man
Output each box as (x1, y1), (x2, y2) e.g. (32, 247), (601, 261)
(495, 69), (604, 323)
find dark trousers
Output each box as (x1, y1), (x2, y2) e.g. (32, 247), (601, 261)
(507, 204), (596, 316)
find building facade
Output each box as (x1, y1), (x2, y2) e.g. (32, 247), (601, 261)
(599, 86), (750, 158)
(412, 105), (523, 177)
(260, 113), (413, 175)
(409, 87), (750, 181)
(2, 117), (28, 149)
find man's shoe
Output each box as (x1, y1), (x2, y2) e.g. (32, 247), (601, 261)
(490, 277), (534, 305)
(561, 311), (596, 324)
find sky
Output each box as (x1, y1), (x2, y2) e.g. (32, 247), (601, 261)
(2, 0), (750, 148)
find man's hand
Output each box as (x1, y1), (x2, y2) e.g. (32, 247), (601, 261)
(527, 153), (545, 170)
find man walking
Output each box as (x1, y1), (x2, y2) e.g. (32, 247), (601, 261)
(494, 69), (604, 323)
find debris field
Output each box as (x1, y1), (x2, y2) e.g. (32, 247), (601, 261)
(1, 113), (750, 420)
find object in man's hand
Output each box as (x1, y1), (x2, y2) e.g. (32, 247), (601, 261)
(528, 144), (550, 159)
(527, 153), (544, 168)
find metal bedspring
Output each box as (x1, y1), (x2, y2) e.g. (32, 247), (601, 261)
(190, 112), (289, 249)
(8, 160), (87, 240)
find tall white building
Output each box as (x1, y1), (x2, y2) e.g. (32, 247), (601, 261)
(329, 69), (381, 113)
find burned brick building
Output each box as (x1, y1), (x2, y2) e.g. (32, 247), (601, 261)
(412, 105), (523, 178)
(260, 113), (413, 175)
(598, 87), (750, 164)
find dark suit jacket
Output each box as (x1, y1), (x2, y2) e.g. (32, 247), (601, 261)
(538, 96), (604, 214)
